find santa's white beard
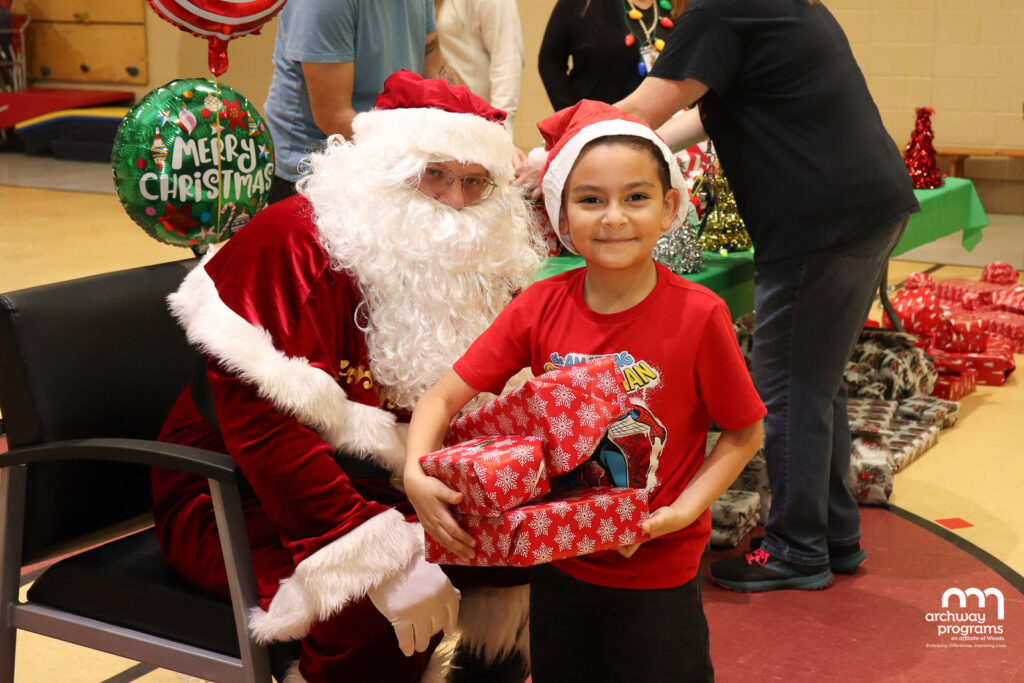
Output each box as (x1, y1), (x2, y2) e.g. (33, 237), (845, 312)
(300, 137), (544, 409)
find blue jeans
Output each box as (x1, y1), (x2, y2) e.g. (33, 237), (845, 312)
(755, 215), (908, 566)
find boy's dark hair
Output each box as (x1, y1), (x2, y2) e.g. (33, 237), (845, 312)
(578, 135), (673, 195)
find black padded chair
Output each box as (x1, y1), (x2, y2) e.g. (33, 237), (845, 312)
(0, 261), (288, 682)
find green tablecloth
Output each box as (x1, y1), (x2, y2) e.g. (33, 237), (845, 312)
(893, 177), (989, 257)
(535, 178), (987, 320)
(536, 249), (756, 320)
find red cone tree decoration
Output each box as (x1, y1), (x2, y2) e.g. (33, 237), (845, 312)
(903, 107), (945, 189)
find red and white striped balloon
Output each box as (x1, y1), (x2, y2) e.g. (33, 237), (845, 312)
(148, 0), (287, 75)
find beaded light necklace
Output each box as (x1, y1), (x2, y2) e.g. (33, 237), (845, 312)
(622, 0), (675, 76)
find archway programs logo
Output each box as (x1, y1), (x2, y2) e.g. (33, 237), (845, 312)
(924, 587), (1007, 649)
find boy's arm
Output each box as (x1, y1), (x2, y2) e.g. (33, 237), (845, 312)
(619, 420), (763, 557)
(405, 369), (481, 560)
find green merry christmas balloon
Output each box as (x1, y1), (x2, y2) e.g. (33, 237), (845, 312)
(112, 78), (275, 249)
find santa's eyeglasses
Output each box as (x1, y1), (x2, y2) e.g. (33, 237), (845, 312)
(419, 164), (498, 205)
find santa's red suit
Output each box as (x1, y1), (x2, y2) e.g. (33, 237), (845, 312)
(153, 72), (537, 683)
(154, 195), (530, 682)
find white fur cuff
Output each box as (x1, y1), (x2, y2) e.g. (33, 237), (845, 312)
(248, 509), (422, 643)
(167, 260), (406, 474)
(458, 584), (530, 662)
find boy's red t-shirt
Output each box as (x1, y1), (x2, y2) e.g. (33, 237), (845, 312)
(454, 262), (766, 589)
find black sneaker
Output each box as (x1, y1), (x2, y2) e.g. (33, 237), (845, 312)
(749, 536), (867, 574)
(710, 548), (834, 592)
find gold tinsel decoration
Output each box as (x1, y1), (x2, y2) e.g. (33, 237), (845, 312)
(698, 160), (752, 253)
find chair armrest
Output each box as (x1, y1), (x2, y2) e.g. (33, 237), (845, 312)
(0, 438), (240, 484)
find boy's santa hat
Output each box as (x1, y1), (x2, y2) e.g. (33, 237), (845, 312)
(352, 70), (515, 184)
(532, 100), (688, 254)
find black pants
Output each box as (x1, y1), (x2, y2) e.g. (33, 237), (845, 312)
(269, 175), (298, 204)
(529, 564), (714, 682)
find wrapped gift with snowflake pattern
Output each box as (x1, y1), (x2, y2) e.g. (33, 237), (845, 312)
(424, 487), (650, 567)
(419, 436), (550, 516)
(445, 356), (632, 476)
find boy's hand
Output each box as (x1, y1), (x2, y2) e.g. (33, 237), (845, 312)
(616, 542), (643, 558)
(404, 469), (477, 561)
(642, 505), (690, 539)
(617, 505), (697, 558)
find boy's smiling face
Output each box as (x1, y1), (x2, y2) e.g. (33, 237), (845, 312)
(560, 142), (680, 275)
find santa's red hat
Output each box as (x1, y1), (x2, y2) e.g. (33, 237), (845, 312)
(533, 100), (688, 254)
(352, 70), (515, 184)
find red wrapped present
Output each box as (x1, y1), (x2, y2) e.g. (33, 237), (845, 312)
(419, 436), (549, 516)
(933, 278), (1008, 307)
(934, 316), (989, 352)
(931, 369), (977, 401)
(927, 336), (1015, 386)
(974, 367), (1011, 387)
(974, 310), (1024, 353)
(445, 357), (631, 476)
(425, 487), (650, 567)
(994, 285), (1024, 315)
(981, 261), (1019, 286)
(881, 274), (944, 338)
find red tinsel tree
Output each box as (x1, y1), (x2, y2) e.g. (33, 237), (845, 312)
(903, 107), (945, 189)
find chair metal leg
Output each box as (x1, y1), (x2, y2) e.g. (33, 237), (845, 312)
(878, 266), (904, 333)
(0, 466), (28, 683)
(210, 479), (272, 683)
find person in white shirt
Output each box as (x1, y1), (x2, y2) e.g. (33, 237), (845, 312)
(435, 0), (524, 134)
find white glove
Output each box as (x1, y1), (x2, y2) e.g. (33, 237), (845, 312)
(367, 551), (460, 657)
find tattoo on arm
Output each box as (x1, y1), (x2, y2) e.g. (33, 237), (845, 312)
(438, 63), (456, 86)
(425, 37), (439, 56)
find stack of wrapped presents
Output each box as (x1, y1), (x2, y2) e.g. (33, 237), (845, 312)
(846, 395), (958, 505)
(883, 262), (1019, 399)
(422, 357), (651, 566)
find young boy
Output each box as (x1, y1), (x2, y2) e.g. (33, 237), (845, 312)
(404, 101), (765, 682)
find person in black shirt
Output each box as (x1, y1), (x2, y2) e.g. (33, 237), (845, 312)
(538, 0), (684, 110)
(617, 0), (919, 592)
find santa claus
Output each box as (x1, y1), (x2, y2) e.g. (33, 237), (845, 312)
(151, 71), (545, 682)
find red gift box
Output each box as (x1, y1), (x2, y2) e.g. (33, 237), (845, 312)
(927, 336), (1015, 386)
(994, 285), (1024, 315)
(419, 436), (550, 516)
(445, 357), (631, 476)
(931, 369), (978, 401)
(981, 261), (1019, 286)
(882, 278), (945, 338)
(975, 310), (1024, 353)
(425, 487), (650, 567)
(934, 317), (989, 352)
(933, 279), (1008, 307)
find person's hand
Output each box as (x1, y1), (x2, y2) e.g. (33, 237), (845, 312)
(367, 551), (460, 657)
(513, 146), (544, 201)
(617, 541), (643, 558)
(617, 505), (694, 558)
(404, 468), (476, 560)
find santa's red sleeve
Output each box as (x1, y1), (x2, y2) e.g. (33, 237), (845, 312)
(166, 197), (422, 643)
